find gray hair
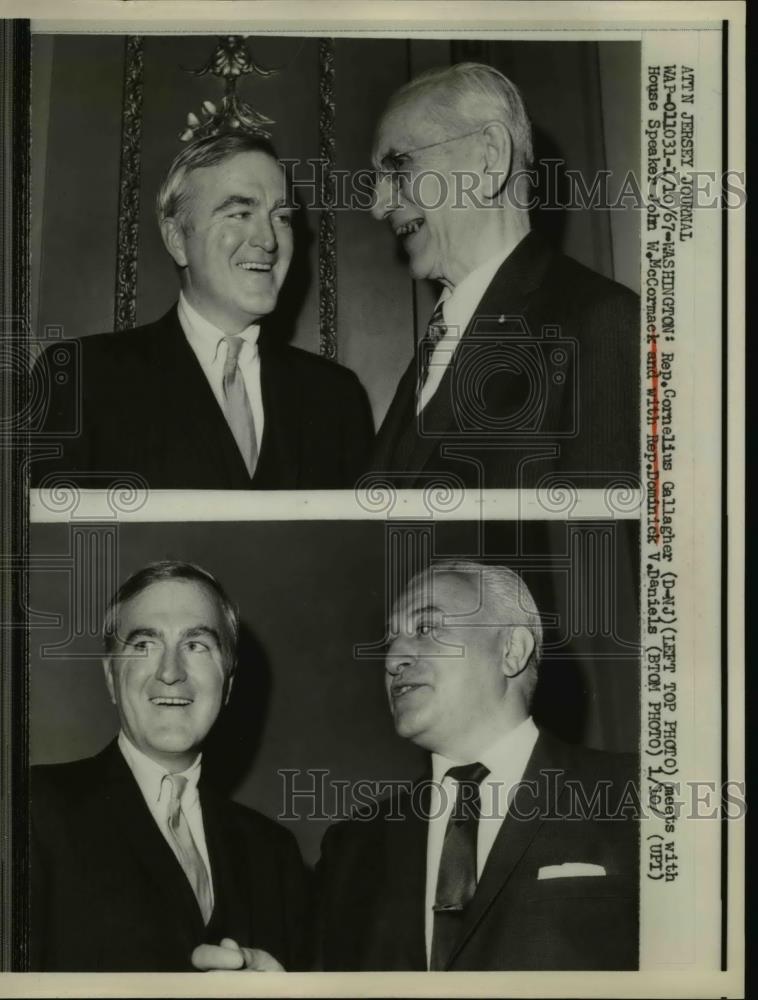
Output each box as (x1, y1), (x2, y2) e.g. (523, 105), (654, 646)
(387, 62), (534, 171)
(102, 560), (239, 671)
(156, 132), (280, 227)
(402, 558), (543, 703)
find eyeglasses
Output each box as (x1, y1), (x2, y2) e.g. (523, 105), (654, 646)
(376, 126), (485, 179)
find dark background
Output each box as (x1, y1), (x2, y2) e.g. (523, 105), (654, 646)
(31, 35), (640, 428)
(30, 518), (639, 865)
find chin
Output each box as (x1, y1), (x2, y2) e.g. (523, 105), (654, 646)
(242, 295), (277, 321)
(407, 256), (431, 281)
(393, 710), (427, 744)
(150, 728), (198, 752)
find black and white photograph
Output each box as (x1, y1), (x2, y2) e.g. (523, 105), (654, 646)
(28, 32), (640, 491)
(28, 517), (639, 972)
(0, 1), (745, 998)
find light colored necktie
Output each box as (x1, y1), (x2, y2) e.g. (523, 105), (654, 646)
(417, 300), (447, 399)
(222, 335), (258, 477)
(163, 773), (213, 925)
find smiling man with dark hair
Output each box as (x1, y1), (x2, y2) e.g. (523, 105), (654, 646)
(33, 133), (373, 490)
(31, 560), (311, 972)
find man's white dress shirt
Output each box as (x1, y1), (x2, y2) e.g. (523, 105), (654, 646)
(424, 715), (540, 966)
(417, 245), (514, 414)
(177, 293), (265, 449)
(118, 731), (214, 907)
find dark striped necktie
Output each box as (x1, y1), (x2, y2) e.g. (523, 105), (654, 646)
(416, 300), (447, 399)
(430, 761), (490, 970)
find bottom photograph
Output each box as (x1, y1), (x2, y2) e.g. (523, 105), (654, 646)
(29, 517), (640, 973)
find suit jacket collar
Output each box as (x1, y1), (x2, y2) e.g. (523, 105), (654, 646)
(94, 740), (275, 957)
(374, 230), (554, 480)
(255, 337), (303, 488)
(93, 741), (207, 938)
(372, 730), (575, 970)
(363, 728), (567, 971)
(358, 777), (430, 970)
(148, 308), (305, 488)
(443, 729), (573, 968)
(150, 309), (253, 487)
(197, 777), (256, 943)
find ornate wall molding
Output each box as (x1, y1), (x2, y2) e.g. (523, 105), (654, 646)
(181, 35), (276, 142)
(114, 35), (144, 332)
(318, 38), (337, 361)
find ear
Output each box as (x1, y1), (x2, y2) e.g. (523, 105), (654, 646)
(160, 216), (189, 268)
(501, 625), (534, 680)
(223, 664), (236, 705)
(102, 658), (117, 705)
(481, 121), (513, 199)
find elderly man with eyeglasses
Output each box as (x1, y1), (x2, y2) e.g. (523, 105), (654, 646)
(368, 62), (640, 490)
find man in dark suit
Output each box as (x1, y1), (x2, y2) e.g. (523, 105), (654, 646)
(316, 559), (639, 970)
(31, 133), (373, 490)
(368, 63), (639, 489)
(31, 560), (310, 972)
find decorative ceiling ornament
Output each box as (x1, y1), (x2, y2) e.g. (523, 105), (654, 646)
(179, 36), (277, 142)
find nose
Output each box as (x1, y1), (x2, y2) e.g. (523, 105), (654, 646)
(385, 634), (414, 677)
(249, 215), (278, 254)
(155, 645), (187, 686)
(371, 172), (397, 222)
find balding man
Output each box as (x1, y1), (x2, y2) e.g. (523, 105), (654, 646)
(316, 560), (639, 970)
(33, 133), (373, 490)
(369, 63), (640, 489)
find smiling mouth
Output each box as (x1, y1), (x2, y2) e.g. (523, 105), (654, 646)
(394, 218), (424, 239)
(150, 697), (193, 707)
(237, 261), (273, 272)
(392, 683), (427, 701)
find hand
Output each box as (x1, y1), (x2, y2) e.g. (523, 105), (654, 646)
(192, 937), (285, 972)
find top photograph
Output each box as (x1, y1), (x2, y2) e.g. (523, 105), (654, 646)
(29, 34), (641, 492)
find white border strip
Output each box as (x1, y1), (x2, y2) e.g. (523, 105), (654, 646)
(0, 968), (745, 998)
(30, 489), (643, 523)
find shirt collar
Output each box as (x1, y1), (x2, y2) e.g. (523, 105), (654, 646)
(430, 716), (539, 786)
(178, 292), (261, 364)
(117, 730), (203, 804)
(437, 242), (516, 339)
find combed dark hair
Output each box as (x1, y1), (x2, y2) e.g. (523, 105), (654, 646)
(102, 560), (239, 669)
(156, 132), (280, 225)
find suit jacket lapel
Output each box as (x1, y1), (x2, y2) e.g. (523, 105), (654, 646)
(199, 781), (259, 946)
(397, 232), (555, 482)
(372, 362), (418, 476)
(362, 782), (428, 970)
(253, 339), (302, 489)
(443, 730), (570, 968)
(153, 310), (252, 487)
(96, 742), (205, 940)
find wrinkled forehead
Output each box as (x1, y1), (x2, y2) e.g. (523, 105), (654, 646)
(391, 571), (492, 627)
(184, 150), (290, 205)
(372, 91), (448, 164)
(118, 578), (220, 626)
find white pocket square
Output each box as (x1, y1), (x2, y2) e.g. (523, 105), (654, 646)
(537, 863), (607, 880)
